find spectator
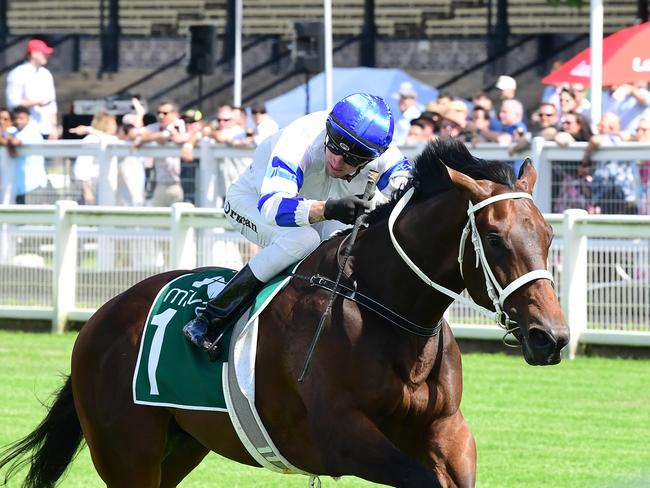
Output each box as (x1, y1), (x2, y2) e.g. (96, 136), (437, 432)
(250, 102), (279, 145)
(468, 106), (492, 144)
(508, 102), (558, 155)
(405, 112), (436, 144)
(571, 83), (591, 122)
(495, 75), (517, 101)
(472, 92), (493, 113)
(433, 92), (454, 116)
(70, 111), (119, 205)
(135, 100), (187, 206)
(116, 122), (146, 206)
(558, 88), (578, 117)
(471, 91), (496, 123)
(0, 108), (15, 143)
(580, 112), (640, 214)
(489, 99), (528, 145)
(439, 110), (470, 141)
(555, 111), (592, 146)
(211, 104), (246, 144)
(633, 117), (650, 214)
(552, 111), (593, 212)
(4, 106), (48, 204)
(5, 39), (58, 140)
(393, 82), (421, 145)
(602, 82), (650, 134)
(210, 104), (251, 205)
(424, 101), (445, 132)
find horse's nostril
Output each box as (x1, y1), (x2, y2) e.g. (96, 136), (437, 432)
(528, 327), (556, 351)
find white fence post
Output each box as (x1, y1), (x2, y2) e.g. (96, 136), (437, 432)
(0, 148), (13, 205)
(96, 140), (117, 206)
(170, 202), (197, 269)
(53, 200), (78, 333)
(531, 137), (551, 213)
(561, 209), (588, 358)
(199, 138), (217, 208)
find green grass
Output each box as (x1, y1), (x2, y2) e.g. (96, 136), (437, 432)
(1, 331), (649, 487)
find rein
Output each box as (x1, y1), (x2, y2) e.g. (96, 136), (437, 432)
(388, 187), (554, 342)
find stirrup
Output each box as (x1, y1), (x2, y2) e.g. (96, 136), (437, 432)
(206, 327), (228, 362)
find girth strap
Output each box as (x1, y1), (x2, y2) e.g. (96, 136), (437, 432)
(297, 273), (442, 337)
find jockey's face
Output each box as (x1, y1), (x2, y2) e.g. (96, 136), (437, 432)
(325, 147), (357, 179)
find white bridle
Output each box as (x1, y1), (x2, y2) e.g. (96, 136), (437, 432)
(388, 187), (554, 334)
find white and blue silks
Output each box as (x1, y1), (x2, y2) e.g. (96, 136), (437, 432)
(224, 111), (411, 282)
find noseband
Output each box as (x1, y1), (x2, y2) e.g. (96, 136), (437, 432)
(388, 187), (554, 339)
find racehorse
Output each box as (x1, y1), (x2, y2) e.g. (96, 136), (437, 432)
(0, 138), (569, 488)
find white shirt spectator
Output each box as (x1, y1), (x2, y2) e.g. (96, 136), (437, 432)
(602, 84), (650, 134)
(253, 117), (280, 145)
(6, 63), (58, 136)
(13, 121), (47, 195)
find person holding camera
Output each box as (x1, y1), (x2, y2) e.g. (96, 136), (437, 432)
(134, 100), (187, 206)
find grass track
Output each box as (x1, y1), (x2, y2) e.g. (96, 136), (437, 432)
(1, 331), (649, 487)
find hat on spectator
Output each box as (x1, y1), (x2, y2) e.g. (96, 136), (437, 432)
(410, 112), (435, 131)
(425, 102), (444, 115)
(397, 82), (417, 99)
(181, 109), (203, 123)
(448, 100), (469, 115)
(496, 75), (517, 91)
(441, 109), (467, 129)
(27, 39), (54, 55)
(250, 102), (267, 114)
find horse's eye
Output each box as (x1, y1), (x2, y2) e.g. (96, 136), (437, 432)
(486, 232), (503, 248)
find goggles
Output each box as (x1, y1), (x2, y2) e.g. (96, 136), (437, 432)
(324, 131), (375, 168)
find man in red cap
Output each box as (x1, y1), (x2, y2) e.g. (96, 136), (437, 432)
(5, 38), (59, 139)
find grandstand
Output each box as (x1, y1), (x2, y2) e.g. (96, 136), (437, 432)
(6, 0), (640, 37)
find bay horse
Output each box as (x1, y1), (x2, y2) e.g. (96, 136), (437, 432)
(0, 138), (569, 488)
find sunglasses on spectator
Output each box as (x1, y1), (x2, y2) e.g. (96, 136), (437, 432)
(539, 112), (555, 117)
(325, 135), (374, 168)
(217, 118), (232, 122)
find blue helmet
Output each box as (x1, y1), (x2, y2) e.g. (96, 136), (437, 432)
(326, 93), (394, 165)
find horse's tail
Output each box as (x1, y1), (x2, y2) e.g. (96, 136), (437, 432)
(0, 375), (83, 488)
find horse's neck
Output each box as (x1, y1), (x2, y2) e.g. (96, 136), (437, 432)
(355, 190), (468, 328)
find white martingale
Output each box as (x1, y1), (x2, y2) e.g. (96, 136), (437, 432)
(388, 188), (554, 332)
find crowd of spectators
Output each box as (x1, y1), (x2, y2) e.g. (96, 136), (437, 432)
(1, 38), (649, 216)
(394, 73), (650, 215)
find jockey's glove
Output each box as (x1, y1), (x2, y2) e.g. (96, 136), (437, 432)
(324, 195), (372, 224)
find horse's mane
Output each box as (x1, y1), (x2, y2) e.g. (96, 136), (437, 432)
(365, 137), (517, 225)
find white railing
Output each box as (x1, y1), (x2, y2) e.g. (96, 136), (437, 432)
(0, 202), (648, 357)
(3, 138), (650, 212)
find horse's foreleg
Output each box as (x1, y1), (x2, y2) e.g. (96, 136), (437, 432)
(425, 411), (476, 488)
(309, 408), (442, 488)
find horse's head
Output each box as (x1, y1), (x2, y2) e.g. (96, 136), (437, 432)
(447, 160), (569, 365)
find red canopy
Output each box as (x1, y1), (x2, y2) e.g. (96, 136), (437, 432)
(542, 21), (650, 86)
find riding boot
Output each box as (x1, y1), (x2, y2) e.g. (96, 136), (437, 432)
(183, 265), (264, 356)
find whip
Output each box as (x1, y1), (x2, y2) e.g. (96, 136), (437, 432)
(298, 169), (378, 383)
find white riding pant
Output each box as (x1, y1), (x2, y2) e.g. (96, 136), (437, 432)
(224, 189), (347, 282)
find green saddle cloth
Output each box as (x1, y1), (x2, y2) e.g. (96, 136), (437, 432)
(133, 267), (292, 411)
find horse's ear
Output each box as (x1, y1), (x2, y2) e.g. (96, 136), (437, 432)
(517, 158), (537, 194)
(446, 166), (492, 202)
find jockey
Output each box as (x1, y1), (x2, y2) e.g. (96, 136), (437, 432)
(183, 93), (412, 354)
